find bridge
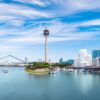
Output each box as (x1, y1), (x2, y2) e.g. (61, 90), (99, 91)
(0, 55), (28, 66)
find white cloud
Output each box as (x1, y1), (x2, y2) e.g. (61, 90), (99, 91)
(11, 0), (100, 18)
(14, 0), (100, 10)
(14, 0), (49, 7)
(46, 0), (100, 17)
(67, 0), (100, 10)
(0, 18), (99, 45)
(80, 19), (100, 26)
(0, 0), (99, 52)
(0, 44), (23, 53)
(0, 15), (16, 20)
(0, 3), (50, 18)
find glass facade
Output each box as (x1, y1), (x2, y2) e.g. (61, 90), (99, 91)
(92, 50), (100, 59)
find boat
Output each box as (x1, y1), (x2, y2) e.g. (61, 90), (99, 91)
(62, 68), (67, 71)
(49, 68), (58, 74)
(49, 70), (57, 74)
(3, 68), (8, 73)
(68, 69), (74, 72)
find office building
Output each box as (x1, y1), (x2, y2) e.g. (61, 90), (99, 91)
(74, 49), (92, 67)
(92, 50), (100, 66)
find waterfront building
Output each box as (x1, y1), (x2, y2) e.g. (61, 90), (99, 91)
(86, 54), (92, 66)
(92, 50), (100, 66)
(92, 50), (100, 59)
(59, 58), (74, 65)
(67, 60), (74, 65)
(59, 58), (63, 64)
(93, 57), (100, 67)
(74, 57), (79, 67)
(74, 49), (92, 67)
(79, 49), (88, 67)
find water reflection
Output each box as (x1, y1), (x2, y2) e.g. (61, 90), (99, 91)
(74, 72), (95, 94)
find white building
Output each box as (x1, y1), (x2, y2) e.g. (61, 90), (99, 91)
(86, 54), (92, 66)
(74, 49), (92, 67)
(93, 57), (100, 67)
(74, 57), (79, 67)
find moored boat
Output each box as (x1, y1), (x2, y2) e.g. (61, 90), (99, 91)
(3, 68), (8, 73)
(49, 68), (58, 74)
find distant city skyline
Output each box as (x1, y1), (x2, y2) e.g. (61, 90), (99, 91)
(0, 0), (100, 62)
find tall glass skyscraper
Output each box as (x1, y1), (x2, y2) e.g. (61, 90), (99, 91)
(92, 50), (100, 59)
(92, 50), (100, 66)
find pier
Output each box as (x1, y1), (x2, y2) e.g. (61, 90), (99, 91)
(66, 67), (100, 71)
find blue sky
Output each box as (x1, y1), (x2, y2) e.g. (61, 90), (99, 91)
(0, 0), (100, 62)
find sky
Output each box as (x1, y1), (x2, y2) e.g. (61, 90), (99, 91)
(0, 0), (100, 62)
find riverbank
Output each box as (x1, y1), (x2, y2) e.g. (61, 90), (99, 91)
(25, 68), (49, 75)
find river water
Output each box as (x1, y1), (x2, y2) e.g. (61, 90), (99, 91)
(0, 67), (100, 100)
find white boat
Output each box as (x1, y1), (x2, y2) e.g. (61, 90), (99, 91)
(68, 69), (74, 72)
(79, 69), (84, 72)
(49, 71), (57, 74)
(56, 67), (60, 71)
(74, 69), (78, 73)
(62, 68), (67, 71)
(3, 68), (8, 73)
(49, 68), (58, 74)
